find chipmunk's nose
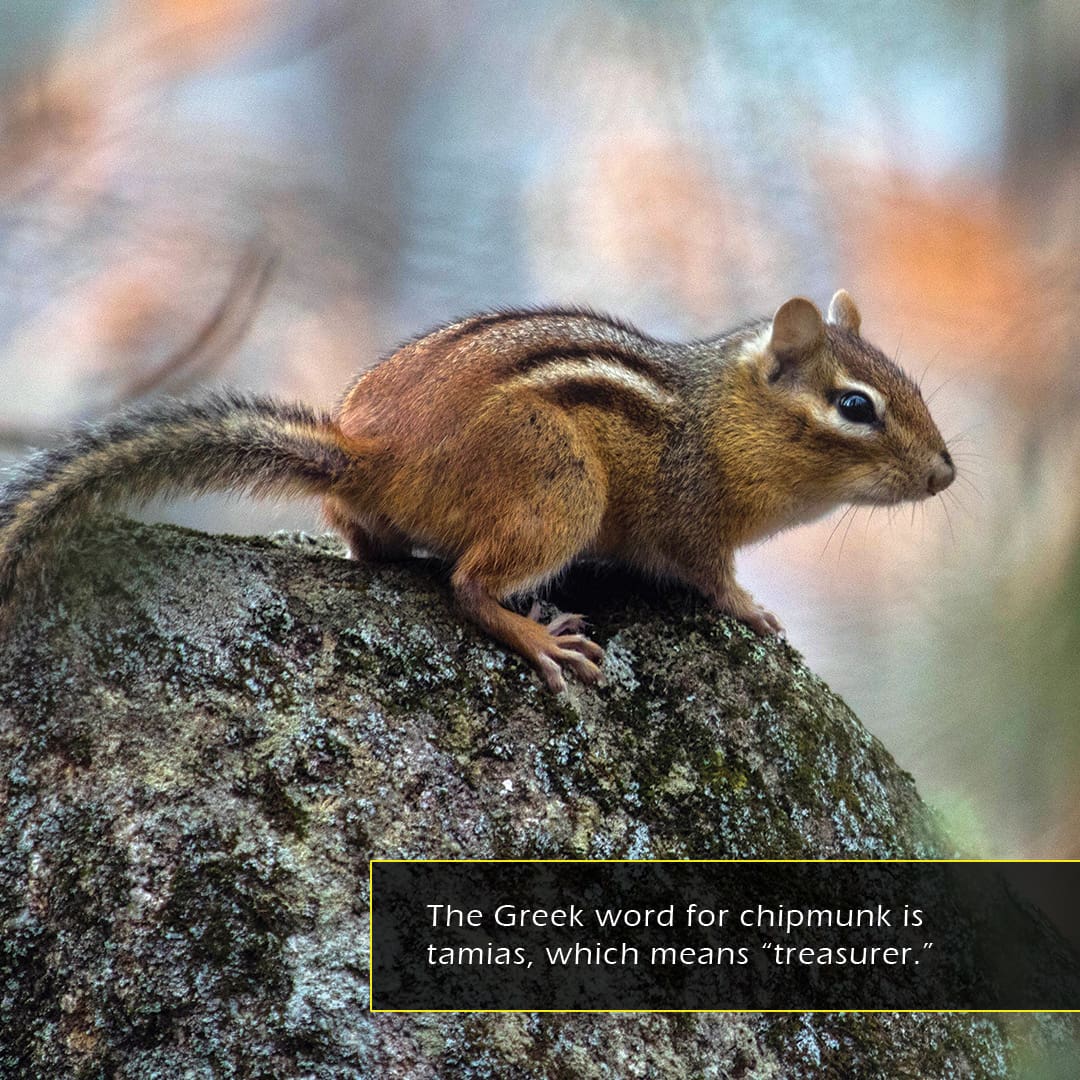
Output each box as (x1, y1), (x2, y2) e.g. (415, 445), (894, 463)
(927, 449), (955, 495)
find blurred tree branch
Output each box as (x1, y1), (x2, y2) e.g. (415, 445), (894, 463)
(0, 241), (277, 451)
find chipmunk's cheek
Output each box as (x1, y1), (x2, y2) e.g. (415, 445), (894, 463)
(846, 464), (896, 505)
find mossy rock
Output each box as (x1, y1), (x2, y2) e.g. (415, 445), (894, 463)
(0, 519), (1073, 1077)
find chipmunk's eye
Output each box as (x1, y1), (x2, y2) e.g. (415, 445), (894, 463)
(836, 391), (877, 424)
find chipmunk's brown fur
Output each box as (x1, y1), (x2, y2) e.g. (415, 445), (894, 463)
(0, 291), (954, 691)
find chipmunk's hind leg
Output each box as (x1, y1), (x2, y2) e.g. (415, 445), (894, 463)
(450, 482), (606, 693)
(527, 601), (587, 638)
(323, 495), (412, 562)
(454, 571), (605, 693)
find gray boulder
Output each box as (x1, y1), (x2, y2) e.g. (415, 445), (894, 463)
(0, 519), (1072, 1077)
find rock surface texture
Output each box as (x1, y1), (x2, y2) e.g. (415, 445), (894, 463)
(0, 519), (1073, 1077)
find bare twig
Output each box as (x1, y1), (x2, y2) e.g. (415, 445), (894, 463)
(113, 241), (278, 404)
(0, 242), (278, 452)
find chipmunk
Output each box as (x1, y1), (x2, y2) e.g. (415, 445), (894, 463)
(0, 291), (954, 691)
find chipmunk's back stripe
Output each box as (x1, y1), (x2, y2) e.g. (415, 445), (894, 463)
(501, 359), (676, 429)
(509, 345), (672, 389)
(506, 359), (673, 403)
(435, 307), (657, 347)
(537, 378), (672, 430)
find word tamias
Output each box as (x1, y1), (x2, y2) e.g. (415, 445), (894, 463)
(0, 291), (954, 691)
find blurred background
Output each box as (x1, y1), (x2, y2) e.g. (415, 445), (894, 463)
(0, 0), (1076, 857)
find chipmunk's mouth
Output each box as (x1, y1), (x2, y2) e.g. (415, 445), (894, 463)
(853, 450), (955, 506)
(854, 481), (930, 506)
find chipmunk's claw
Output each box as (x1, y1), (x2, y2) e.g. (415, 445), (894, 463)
(743, 605), (785, 637)
(711, 584), (785, 638)
(531, 618), (604, 692)
(545, 612), (587, 636)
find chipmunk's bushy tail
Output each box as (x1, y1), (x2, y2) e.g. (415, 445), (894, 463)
(0, 390), (356, 606)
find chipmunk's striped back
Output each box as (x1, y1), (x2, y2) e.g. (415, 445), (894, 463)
(0, 391), (354, 607)
(337, 307), (684, 445)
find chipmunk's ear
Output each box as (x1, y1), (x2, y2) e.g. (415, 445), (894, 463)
(768, 297), (825, 378)
(827, 289), (861, 335)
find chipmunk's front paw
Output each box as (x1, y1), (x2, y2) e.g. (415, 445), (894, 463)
(740, 604), (784, 637)
(712, 584), (785, 638)
(532, 630), (605, 693)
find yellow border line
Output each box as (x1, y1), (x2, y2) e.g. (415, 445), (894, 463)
(368, 858), (1080, 1014)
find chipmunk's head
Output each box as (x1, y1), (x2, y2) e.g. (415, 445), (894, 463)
(756, 290), (954, 508)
